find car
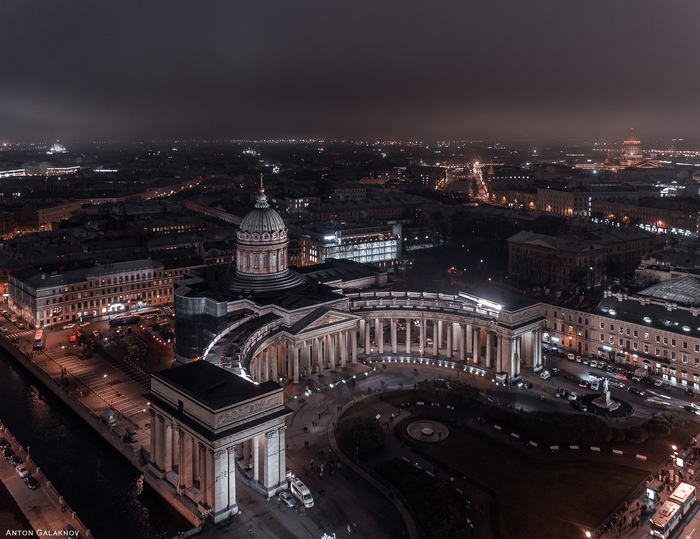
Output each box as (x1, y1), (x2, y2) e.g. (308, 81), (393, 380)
(279, 490), (296, 508)
(629, 387), (645, 396)
(589, 360), (598, 368)
(685, 388), (694, 396)
(10, 336), (19, 343)
(16, 464), (29, 478)
(63, 323), (75, 330)
(576, 356), (583, 363)
(550, 367), (560, 376)
(653, 378), (663, 387)
(3, 447), (14, 459)
(540, 371), (551, 380)
(570, 400), (588, 412)
(631, 376), (643, 383)
(517, 381), (533, 389)
(0, 326), (6, 333)
(578, 380), (590, 389)
(0, 438), (9, 449)
(607, 378), (625, 389)
(582, 358), (589, 365)
(606, 365), (614, 372)
(92, 330), (100, 338)
(16, 323), (24, 329)
(644, 377), (654, 385)
(556, 388), (569, 398)
(587, 371), (603, 381)
(568, 392), (578, 401)
(567, 353), (575, 361)
(63, 525), (80, 539)
(9, 455), (21, 466)
(24, 475), (39, 490)
(597, 362), (607, 370)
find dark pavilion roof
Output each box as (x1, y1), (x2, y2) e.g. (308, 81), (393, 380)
(152, 361), (281, 411)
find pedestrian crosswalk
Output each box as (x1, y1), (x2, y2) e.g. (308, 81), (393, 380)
(44, 348), (147, 418)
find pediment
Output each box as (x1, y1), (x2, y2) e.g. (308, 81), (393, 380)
(292, 308), (359, 335)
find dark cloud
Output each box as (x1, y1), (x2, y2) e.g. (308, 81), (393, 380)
(1, 0), (699, 143)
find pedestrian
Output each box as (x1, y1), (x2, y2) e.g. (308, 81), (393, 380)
(398, 409), (401, 416)
(380, 395), (383, 402)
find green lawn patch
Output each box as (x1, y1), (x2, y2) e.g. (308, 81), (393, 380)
(337, 401), (385, 458)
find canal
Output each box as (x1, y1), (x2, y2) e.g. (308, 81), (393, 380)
(0, 348), (192, 538)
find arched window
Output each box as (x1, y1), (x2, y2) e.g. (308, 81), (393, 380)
(263, 256), (268, 268)
(254, 256), (259, 269)
(272, 254), (277, 267)
(246, 255), (250, 268)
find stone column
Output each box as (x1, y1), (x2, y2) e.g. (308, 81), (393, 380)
(351, 328), (357, 363)
(391, 319), (397, 354)
(263, 349), (269, 382)
(228, 446), (238, 514)
(302, 341), (310, 378)
(263, 430), (278, 492)
(378, 319), (384, 354)
(207, 449), (215, 509)
(432, 320), (438, 357)
(192, 437), (200, 482)
(438, 320), (443, 354)
(278, 426), (287, 486)
(154, 414), (163, 468)
(405, 319), (411, 354)
(485, 331), (492, 368)
(365, 320), (371, 356)
(253, 435), (260, 483)
(256, 351), (262, 382)
(474, 328), (481, 364)
(466, 324), (473, 361)
(214, 449), (227, 518)
(199, 443), (208, 506)
(315, 337), (323, 374)
(419, 318), (425, 354)
(164, 421), (173, 473)
(374, 318), (380, 353)
(459, 324), (465, 361)
(331, 334), (338, 369)
(359, 319), (366, 347)
(341, 331), (347, 367)
(293, 345), (299, 384)
(446, 323), (453, 359)
(178, 430), (192, 490)
(270, 344), (277, 381)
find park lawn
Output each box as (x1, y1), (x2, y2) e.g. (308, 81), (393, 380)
(340, 401), (379, 422)
(412, 426), (648, 539)
(382, 389), (430, 407)
(605, 415), (699, 463)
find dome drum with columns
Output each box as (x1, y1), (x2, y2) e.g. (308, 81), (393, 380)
(217, 184), (307, 298)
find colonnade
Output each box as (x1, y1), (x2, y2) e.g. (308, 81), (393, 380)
(251, 329), (358, 384)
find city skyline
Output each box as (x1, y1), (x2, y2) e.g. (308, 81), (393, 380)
(2, 1), (700, 143)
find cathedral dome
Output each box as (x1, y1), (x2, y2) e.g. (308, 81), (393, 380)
(237, 189), (287, 241)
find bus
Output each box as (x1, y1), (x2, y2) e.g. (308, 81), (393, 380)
(138, 309), (161, 320)
(650, 500), (682, 538)
(33, 330), (44, 350)
(109, 315), (141, 328)
(670, 482), (696, 513)
(651, 482), (696, 538)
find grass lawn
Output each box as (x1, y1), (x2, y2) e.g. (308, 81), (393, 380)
(340, 401), (379, 421)
(381, 389), (429, 407)
(401, 422), (648, 539)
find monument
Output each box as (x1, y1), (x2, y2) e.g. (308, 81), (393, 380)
(592, 377), (620, 412)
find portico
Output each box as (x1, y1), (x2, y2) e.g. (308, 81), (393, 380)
(148, 361), (292, 523)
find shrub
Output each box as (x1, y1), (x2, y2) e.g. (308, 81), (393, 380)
(611, 428), (626, 442)
(645, 422), (671, 438)
(623, 426), (649, 443)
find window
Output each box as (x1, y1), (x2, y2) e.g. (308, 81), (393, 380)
(655, 347), (660, 356)
(663, 337), (668, 345)
(578, 317), (582, 324)
(683, 342), (688, 350)
(682, 354), (688, 364)
(600, 322), (604, 330)
(626, 328), (630, 336)
(656, 335), (661, 343)
(619, 327), (624, 335)
(610, 336), (614, 344)
(569, 314), (572, 322)
(644, 344), (649, 354)
(671, 339), (676, 347)
(633, 342), (638, 350)
(585, 319), (589, 326)
(645, 333), (650, 341)
(633, 330), (637, 338)
(619, 338), (624, 346)
(610, 325), (614, 331)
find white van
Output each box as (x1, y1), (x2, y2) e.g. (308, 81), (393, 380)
(290, 478), (314, 508)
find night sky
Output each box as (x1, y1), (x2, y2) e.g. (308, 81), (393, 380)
(2, 1), (699, 143)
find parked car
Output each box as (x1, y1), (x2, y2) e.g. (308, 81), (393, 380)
(556, 388), (569, 398)
(24, 475), (39, 490)
(568, 392), (578, 401)
(653, 378), (663, 387)
(16, 464), (30, 478)
(589, 360), (598, 368)
(16, 323), (24, 329)
(518, 381), (533, 389)
(0, 326), (6, 333)
(10, 455), (22, 466)
(0, 438), (9, 449)
(606, 365), (614, 372)
(576, 356), (583, 363)
(550, 368), (560, 376)
(540, 371), (551, 380)
(644, 377), (654, 386)
(582, 358), (589, 365)
(279, 490), (296, 508)
(3, 447), (14, 460)
(570, 400), (588, 412)
(685, 387), (694, 396)
(567, 353), (575, 361)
